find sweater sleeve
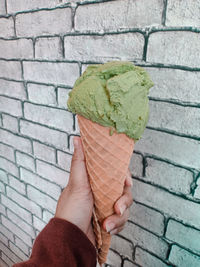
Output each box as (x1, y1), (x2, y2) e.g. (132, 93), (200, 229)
(13, 217), (97, 267)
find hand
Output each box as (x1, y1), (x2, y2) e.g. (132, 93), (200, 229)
(55, 136), (95, 246)
(102, 169), (133, 235)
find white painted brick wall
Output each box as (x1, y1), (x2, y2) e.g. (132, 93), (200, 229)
(16, 8), (72, 37)
(35, 37), (63, 59)
(64, 33), (144, 62)
(0, 60), (22, 80)
(27, 83), (56, 105)
(23, 61), (79, 86)
(0, 79), (26, 99)
(2, 114), (19, 132)
(166, 0), (200, 27)
(0, 17), (14, 38)
(169, 245), (200, 267)
(0, 39), (33, 59)
(147, 31), (200, 67)
(0, 1), (200, 266)
(75, 0), (163, 32)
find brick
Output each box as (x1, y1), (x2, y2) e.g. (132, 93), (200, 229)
(75, 0), (163, 32)
(15, 237), (29, 256)
(0, 181), (5, 193)
(0, 157), (18, 177)
(135, 247), (169, 267)
(106, 249), (121, 267)
(0, 17), (14, 38)
(57, 151), (72, 171)
(20, 120), (68, 151)
(149, 101), (200, 137)
(135, 129), (200, 170)
(0, 143), (15, 162)
(0, 39), (33, 59)
(33, 141), (56, 164)
(27, 185), (57, 214)
(166, 0), (200, 27)
(1, 245), (20, 265)
(24, 102), (73, 132)
(0, 170), (8, 184)
(16, 151), (35, 171)
(35, 37), (62, 59)
(169, 245), (200, 267)
(27, 83), (56, 105)
(0, 95), (22, 116)
(6, 186), (42, 218)
(16, 8), (72, 37)
(0, 0), (6, 15)
(145, 158), (193, 195)
(1, 195), (32, 223)
(120, 221), (168, 258)
(43, 210), (54, 223)
(8, 174), (26, 195)
(33, 216), (46, 232)
(130, 202), (165, 236)
(23, 61), (79, 87)
(129, 153), (143, 177)
(6, 209), (35, 239)
(0, 224), (14, 242)
(0, 79), (26, 99)
(0, 258), (8, 267)
(9, 242), (29, 261)
(148, 31), (200, 68)
(147, 68), (200, 104)
(36, 159), (69, 188)
(2, 114), (19, 132)
(0, 232), (8, 246)
(123, 260), (138, 267)
(0, 204), (6, 216)
(166, 219), (200, 254)
(1, 216), (32, 246)
(7, 0), (60, 13)
(132, 179), (200, 230)
(0, 128), (32, 153)
(20, 167), (61, 200)
(58, 87), (71, 109)
(110, 235), (133, 259)
(64, 33), (144, 62)
(0, 60), (22, 80)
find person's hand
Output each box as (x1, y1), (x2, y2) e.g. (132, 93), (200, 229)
(55, 136), (133, 247)
(103, 169), (133, 235)
(55, 136), (95, 246)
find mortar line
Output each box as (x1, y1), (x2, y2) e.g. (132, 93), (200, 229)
(132, 176), (200, 204)
(162, 0), (168, 26)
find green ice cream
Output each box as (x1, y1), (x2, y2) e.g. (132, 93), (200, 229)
(67, 61), (154, 141)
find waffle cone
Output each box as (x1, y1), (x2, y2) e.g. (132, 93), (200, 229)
(77, 115), (134, 265)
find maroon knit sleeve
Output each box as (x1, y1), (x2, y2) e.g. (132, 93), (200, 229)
(13, 217), (97, 267)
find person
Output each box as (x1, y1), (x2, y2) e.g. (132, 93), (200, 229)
(14, 137), (133, 267)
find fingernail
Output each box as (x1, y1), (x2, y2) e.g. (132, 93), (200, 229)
(106, 222), (115, 233)
(110, 229), (118, 235)
(130, 179), (133, 187)
(119, 205), (126, 215)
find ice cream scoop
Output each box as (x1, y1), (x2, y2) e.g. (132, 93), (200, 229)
(67, 61), (154, 140)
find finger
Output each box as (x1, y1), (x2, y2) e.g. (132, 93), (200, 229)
(125, 168), (133, 187)
(69, 136), (88, 186)
(110, 226), (124, 235)
(103, 209), (129, 233)
(114, 185), (133, 216)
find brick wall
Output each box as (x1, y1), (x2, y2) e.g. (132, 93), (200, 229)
(0, 0), (200, 266)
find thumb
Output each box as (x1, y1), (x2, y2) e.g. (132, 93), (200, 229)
(69, 136), (88, 187)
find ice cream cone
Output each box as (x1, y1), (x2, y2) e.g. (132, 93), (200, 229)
(77, 114), (134, 265)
